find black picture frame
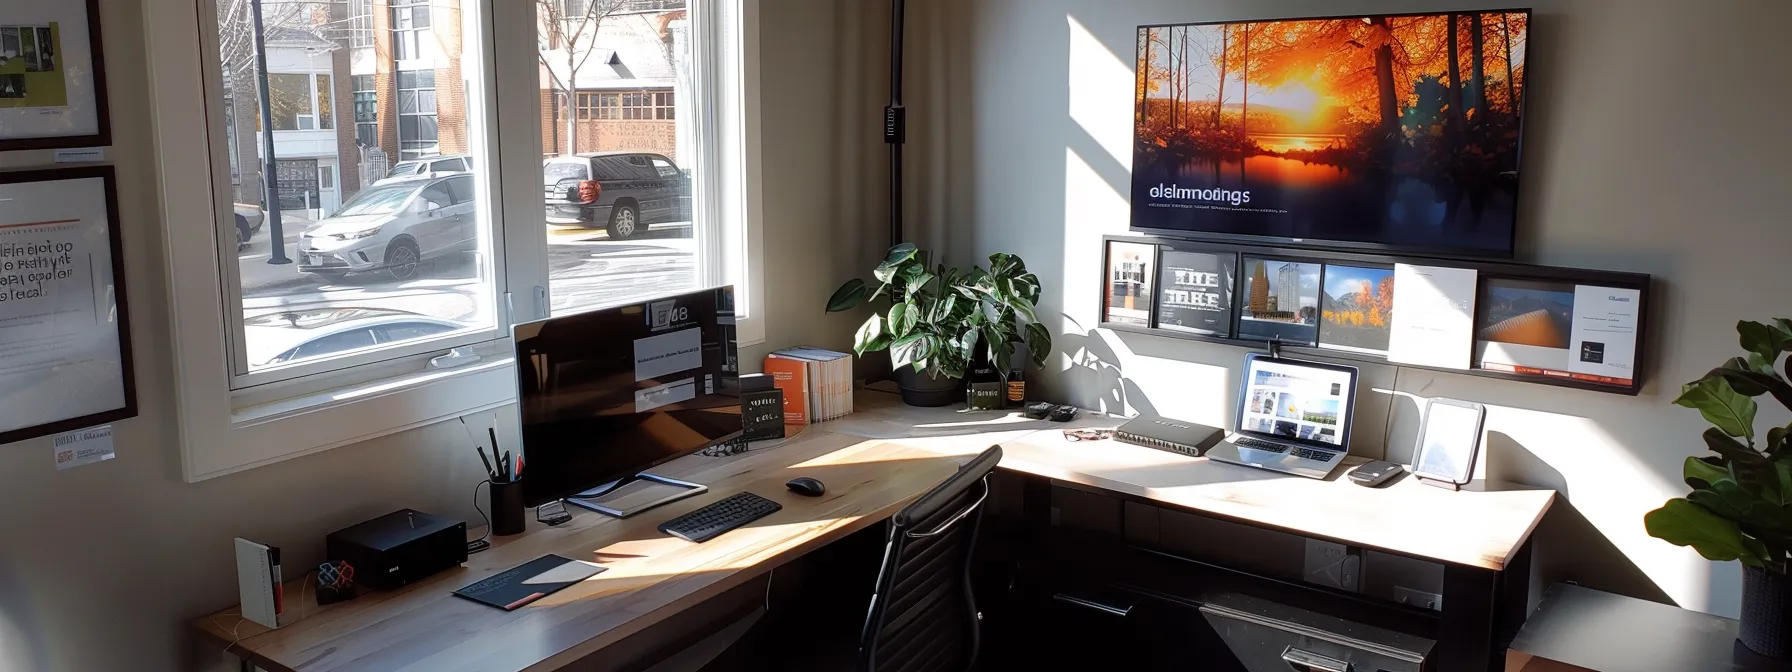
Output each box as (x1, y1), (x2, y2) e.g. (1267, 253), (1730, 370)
(1100, 239), (1158, 328)
(1097, 233), (1652, 396)
(0, 166), (136, 445)
(1154, 242), (1238, 338)
(0, 0), (113, 152)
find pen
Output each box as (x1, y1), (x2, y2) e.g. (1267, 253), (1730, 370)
(500, 450), (512, 482)
(476, 446), (497, 480)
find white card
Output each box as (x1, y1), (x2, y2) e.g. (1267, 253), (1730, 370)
(1568, 286), (1641, 382)
(1386, 265), (1478, 369)
(53, 425), (115, 470)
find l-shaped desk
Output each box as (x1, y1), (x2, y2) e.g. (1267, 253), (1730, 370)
(196, 391), (1553, 671)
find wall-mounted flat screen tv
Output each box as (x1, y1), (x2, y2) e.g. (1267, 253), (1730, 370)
(1131, 10), (1531, 257)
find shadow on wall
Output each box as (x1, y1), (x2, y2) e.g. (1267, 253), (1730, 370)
(1486, 430), (1675, 607)
(1055, 314), (1157, 419)
(0, 557), (47, 671)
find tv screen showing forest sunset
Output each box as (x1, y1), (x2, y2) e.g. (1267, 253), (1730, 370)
(1131, 11), (1530, 257)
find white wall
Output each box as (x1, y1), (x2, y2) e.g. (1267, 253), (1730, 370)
(954, 0), (1792, 617)
(0, 0), (868, 670)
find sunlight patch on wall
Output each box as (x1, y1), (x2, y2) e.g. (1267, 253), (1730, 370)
(1066, 14), (1133, 168)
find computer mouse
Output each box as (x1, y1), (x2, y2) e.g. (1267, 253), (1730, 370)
(785, 477), (826, 497)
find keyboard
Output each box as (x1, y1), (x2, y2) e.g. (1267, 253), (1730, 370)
(1235, 437), (1289, 453)
(1236, 438), (1339, 463)
(658, 492), (783, 543)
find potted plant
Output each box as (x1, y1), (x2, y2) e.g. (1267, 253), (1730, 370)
(1645, 318), (1792, 658)
(826, 243), (1051, 407)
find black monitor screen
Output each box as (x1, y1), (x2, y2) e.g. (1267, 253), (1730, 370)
(1130, 10), (1531, 257)
(516, 287), (740, 506)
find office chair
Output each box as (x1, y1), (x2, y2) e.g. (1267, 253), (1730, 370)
(857, 445), (1002, 672)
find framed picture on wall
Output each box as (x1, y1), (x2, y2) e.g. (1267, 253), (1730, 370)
(0, 0), (111, 151)
(0, 166), (136, 445)
(1238, 256), (1322, 346)
(1318, 263), (1395, 354)
(1156, 245), (1235, 337)
(1102, 241), (1156, 327)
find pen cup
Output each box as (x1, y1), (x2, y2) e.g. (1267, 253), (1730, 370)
(489, 478), (526, 537)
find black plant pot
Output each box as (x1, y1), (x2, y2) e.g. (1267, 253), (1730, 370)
(1741, 564), (1792, 658)
(893, 366), (963, 407)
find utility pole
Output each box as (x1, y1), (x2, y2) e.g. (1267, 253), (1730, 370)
(251, 0), (292, 264)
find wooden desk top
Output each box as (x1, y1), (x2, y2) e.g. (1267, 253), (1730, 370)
(196, 431), (968, 672)
(838, 392), (1555, 571)
(196, 390), (1554, 671)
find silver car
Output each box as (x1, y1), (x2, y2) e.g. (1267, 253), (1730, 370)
(244, 308), (464, 367)
(298, 174), (476, 281)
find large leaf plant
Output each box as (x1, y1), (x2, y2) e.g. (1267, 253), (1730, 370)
(825, 243), (1051, 381)
(1645, 319), (1792, 574)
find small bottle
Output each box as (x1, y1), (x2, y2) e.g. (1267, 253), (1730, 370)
(1007, 364), (1026, 405)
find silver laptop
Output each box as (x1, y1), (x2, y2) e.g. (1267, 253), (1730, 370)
(1207, 353), (1359, 480)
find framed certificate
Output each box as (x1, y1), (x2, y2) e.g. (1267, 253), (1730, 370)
(0, 166), (135, 445)
(0, 0), (112, 151)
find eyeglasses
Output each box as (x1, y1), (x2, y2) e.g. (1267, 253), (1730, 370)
(1063, 429), (1114, 442)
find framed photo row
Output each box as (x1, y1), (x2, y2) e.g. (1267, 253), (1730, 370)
(1099, 236), (1651, 395)
(0, 166), (136, 445)
(0, 0), (112, 151)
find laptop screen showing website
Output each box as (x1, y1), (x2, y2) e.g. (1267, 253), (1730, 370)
(1237, 357), (1355, 448)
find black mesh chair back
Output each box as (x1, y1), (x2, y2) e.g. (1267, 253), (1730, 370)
(857, 445), (1002, 672)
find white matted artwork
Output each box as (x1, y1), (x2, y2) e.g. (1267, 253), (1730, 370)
(0, 167), (135, 444)
(0, 0), (110, 150)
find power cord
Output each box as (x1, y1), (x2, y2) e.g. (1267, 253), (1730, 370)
(468, 479), (492, 554)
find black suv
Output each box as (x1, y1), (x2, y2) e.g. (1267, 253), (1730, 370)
(543, 152), (691, 240)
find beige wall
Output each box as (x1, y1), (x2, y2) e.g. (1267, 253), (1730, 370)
(0, 0), (868, 670)
(951, 0), (1792, 618)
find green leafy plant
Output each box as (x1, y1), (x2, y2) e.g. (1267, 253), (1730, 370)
(825, 243), (1051, 381)
(1645, 319), (1792, 574)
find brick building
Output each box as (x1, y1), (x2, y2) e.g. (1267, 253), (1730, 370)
(539, 3), (688, 161)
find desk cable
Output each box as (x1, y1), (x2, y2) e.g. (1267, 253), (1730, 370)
(468, 479), (492, 554)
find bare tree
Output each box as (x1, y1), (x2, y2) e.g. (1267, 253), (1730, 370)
(538, 0), (633, 155)
(217, 0), (333, 78)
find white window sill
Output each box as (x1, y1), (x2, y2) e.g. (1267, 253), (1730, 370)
(181, 357), (518, 482)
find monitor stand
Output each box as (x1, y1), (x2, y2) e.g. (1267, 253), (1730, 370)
(565, 473), (708, 519)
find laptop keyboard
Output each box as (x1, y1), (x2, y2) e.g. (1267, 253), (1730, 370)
(1236, 438), (1338, 463)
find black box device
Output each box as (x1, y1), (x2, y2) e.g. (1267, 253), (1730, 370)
(325, 509), (468, 591)
(1116, 416), (1225, 457)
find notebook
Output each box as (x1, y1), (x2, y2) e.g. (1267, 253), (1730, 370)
(453, 554), (606, 611)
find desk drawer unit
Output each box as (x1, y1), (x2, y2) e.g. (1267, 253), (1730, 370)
(1200, 593), (1433, 672)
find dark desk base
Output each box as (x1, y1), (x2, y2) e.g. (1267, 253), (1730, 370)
(976, 471), (1532, 672)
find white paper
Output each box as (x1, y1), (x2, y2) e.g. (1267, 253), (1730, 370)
(0, 175), (126, 436)
(1386, 264), (1478, 369)
(632, 327), (701, 382)
(1568, 286), (1641, 381)
(52, 424), (113, 469)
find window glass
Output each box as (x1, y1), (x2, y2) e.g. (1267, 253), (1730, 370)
(539, 2), (696, 314)
(267, 73), (311, 131)
(315, 74), (334, 129)
(289, 329), (378, 360)
(420, 183), (454, 210)
(651, 158), (679, 178)
(374, 322), (458, 343)
(213, 0), (493, 374)
(446, 175), (476, 204)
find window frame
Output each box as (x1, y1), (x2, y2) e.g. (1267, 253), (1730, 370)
(147, 0), (762, 482)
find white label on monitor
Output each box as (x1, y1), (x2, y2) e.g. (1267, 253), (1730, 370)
(636, 378), (697, 413)
(633, 327), (702, 382)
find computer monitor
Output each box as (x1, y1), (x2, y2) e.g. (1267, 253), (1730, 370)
(515, 286), (741, 510)
(1232, 353), (1358, 450)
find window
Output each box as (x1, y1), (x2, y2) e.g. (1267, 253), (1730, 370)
(152, 0), (760, 481)
(265, 73), (334, 131)
(348, 0), (374, 48)
(392, 0), (433, 61)
(397, 70), (439, 160)
(352, 75), (377, 147)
